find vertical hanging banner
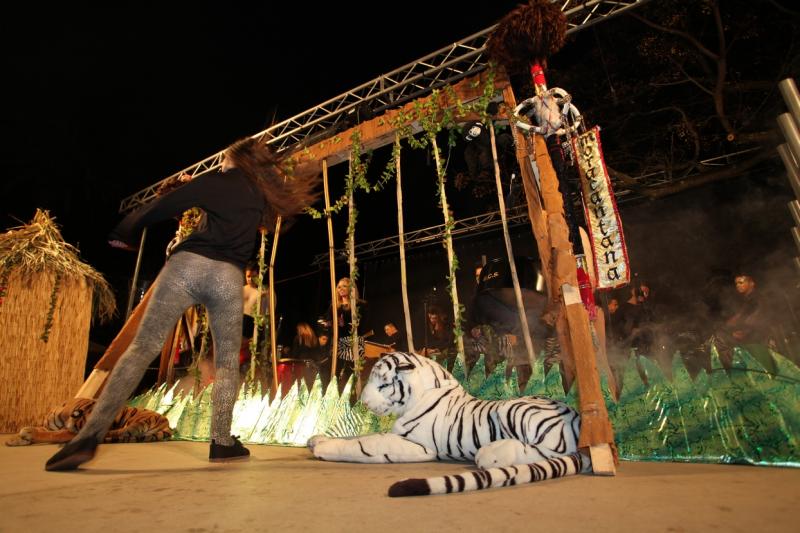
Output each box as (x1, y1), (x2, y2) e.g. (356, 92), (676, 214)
(572, 127), (630, 289)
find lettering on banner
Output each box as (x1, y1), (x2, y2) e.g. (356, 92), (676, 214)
(573, 127), (630, 289)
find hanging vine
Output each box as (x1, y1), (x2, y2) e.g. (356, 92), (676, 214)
(346, 132), (367, 379)
(0, 271), (8, 309)
(248, 228), (270, 390)
(386, 68), (498, 360)
(306, 129), (398, 220)
(301, 69), (498, 366)
(347, 164), (361, 380)
(304, 128), (404, 383)
(40, 272), (62, 343)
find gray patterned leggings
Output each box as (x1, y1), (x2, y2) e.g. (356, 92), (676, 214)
(77, 251), (244, 446)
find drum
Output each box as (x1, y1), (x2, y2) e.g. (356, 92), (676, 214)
(276, 358), (311, 392)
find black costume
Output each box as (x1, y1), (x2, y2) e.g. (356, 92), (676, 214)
(326, 300), (371, 363)
(111, 169), (265, 269)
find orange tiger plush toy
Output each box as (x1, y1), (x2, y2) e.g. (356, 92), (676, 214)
(5, 398), (172, 446)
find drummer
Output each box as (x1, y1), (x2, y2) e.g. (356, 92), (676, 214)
(290, 322), (321, 361)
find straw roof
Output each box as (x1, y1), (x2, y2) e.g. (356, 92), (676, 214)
(0, 209), (115, 322)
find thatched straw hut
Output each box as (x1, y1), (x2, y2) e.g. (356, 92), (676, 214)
(0, 210), (115, 432)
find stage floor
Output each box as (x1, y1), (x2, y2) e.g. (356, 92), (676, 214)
(1, 438), (797, 532)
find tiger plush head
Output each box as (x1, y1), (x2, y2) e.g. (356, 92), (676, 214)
(360, 352), (459, 416)
(57, 398), (95, 433)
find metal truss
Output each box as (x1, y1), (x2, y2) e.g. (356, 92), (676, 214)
(311, 144), (768, 266)
(310, 204), (531, 266)
(620, 147), (765, 189)
(312, 147), (768, 266)
(119, 0), (650, 213)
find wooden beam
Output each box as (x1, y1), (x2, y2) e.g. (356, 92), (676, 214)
(292, 70), (510, 168)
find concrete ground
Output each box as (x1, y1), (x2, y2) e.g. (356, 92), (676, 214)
(1, 438), (798, 533)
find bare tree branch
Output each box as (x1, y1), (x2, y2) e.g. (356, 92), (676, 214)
(649, 106), (701, 161)
(642, 149), (774, 199)
(629, 12), (719, 61)
(766, 0), (800, 16)
(631, 2), (735, 139)
(710, 0), (735, 139)
(668, 56), (714, 95)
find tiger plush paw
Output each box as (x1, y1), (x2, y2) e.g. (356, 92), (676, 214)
(475, 439), (527, 469)
(307, 434), (330, 453)
(5, 427), (35, 447)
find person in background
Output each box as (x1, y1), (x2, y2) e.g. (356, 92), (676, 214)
(726, 274), (763, 344)
(605, 297), (625, 345)
(382, 321), (407, 352)
(421, 303), (452, 357)
(317, 330), (331, 357)
(45, 136), (319, 471)
(474, 261), (484, 286)
(291, 322), (320, 361)
(240, 261), (270, 368)
(717, 272), (776, 373)
(315, 325), (333, 385)
(620, 282), (654, 355)
(322, 277), (371, 375)
(243, 262), (270, 320)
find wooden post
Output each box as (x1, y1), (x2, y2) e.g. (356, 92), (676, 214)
(502, 84), (616, 475)
(268, 220), (282, 394)
(347, 156), (362, 394)
(251, 228), (268, 387)
(322, 160), (339, 377)
(488, 121), (536, 367)
(394, 136), (415, 353)
(431, 136), (465, 364)
(563, 284), (616, 474)
(124, 228), (148, 321)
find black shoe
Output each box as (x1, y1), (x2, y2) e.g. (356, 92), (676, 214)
(45, 435), (99, 472)
(209, 435), (250, 462)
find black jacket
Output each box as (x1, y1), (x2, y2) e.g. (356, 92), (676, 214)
(110, 169), (265, 269)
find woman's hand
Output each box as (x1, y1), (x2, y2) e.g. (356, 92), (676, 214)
(109, 239), (137, 251)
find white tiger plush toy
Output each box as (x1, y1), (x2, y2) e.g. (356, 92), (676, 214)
(308, 352), (590, 497)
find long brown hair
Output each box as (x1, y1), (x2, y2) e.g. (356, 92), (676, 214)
(426, 303), (449, 333)
(295, 322), (319, 348)
(224, 137), (320, 228)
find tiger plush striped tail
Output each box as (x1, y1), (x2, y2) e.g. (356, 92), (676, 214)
(388, 453), (584, 497)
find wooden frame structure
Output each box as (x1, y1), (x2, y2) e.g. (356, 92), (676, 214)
(80, 0), (643, 474)
(80, 68), (617, 474)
